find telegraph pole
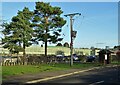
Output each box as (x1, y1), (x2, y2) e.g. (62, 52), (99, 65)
(64, 13), (81, 66)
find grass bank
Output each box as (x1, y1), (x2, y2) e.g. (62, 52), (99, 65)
(2, 63), (102, 79)
(1, 46), (97, 56)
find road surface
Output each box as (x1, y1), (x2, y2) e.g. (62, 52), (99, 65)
(39, 66), (120, 85)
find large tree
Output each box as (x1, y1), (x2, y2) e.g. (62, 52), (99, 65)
(32, 2), (66, 56)
(2, 7), (33, 64)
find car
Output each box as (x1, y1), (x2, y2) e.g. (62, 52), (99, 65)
(56, 54), (65, 62)
(56, 54), (64, 58)
(86, 56), (96, 62)
(72, 54), (80, 62)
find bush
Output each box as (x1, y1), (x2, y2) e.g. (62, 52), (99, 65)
(56, 43), (62, 46)
(63, 42), (69, 48)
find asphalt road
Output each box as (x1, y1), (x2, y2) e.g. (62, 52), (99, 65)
(39, 66), (120, 85)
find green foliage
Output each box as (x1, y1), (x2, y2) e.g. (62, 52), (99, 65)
(56, 50), (64, 55)
(116, 45), (120, 50)
(2, 7), (33, 55)
(56, 43), (62, 46)
(63, 42), (69, 48)
(32, 2), (66, 55)
(1, 2), (66, 57)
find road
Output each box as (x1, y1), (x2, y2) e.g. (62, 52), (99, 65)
(38, 66), (120, 85)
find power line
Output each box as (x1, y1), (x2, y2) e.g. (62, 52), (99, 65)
(74, 15), (85, 29)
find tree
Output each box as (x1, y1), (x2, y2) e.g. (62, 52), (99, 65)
(41, 44), (43, 47)
(32, 2), (66, 57)
(56, 43), (62, 46)
(114, 46), (117, 49)
(2, 7), (33, 64)
(90, 46), (95, 56)
(63, 42), (69, 48)
(56, 50), (64, 55)
(1, 23), (22, 54)
(117, 45), (120, 50)
(113, 45), (120, 50)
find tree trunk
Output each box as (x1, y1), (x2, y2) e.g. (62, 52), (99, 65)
(44, 16), (48, 63)
(23, 44), (27, 65)
(45, 28), (48, 63)
(45, 40), (47, 57)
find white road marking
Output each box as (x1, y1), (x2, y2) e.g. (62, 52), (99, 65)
(26, 65), (118, 84)
(26, 68), (95, 84)
(89, 81), (104, 85)
(96, 81), (104, 84)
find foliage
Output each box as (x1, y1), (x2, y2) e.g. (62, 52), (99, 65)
(1, 23), (23, 54)
(90, 46), (95, 50)
(32, 2), (66, 56)
(114, 46), (117, 49)
(2, 7), (33, 63)
(41, 44), (43, 47)
(1, 2), (66, 61)
(116, 45), (120, 50)
(63, 42), (69, 48)
(56, 43), (62, 46)
(56, 50), (64, 55)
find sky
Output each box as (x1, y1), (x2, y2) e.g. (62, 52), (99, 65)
(1, 0), (119, 2)
(1, 2), (118, 48)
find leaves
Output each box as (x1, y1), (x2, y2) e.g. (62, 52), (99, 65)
(1, 2), (66, 56)
(2, 7), (33, 54)
(33, 2), (66, 44)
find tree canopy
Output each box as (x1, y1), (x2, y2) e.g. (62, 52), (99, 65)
(1, 2), (66, 64)
(32, 2), (66, 56)
(2, 7), (33, 64)
(56, 43), (62, 46)
(63, 42), (69, 48)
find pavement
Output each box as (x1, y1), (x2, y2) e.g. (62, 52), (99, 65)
(2, 64), (119, 85)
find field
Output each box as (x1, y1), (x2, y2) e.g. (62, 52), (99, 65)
(0, 45), (99, 56)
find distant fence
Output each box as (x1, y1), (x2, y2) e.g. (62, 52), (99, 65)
(1, 53), (118, 66)
(0, 54), (90, 66)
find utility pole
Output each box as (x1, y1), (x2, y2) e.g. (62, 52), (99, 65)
(64, 13), (81, 66)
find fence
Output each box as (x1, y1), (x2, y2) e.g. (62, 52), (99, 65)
(0, 54), (72, 66)
(2, 53), (113, 66)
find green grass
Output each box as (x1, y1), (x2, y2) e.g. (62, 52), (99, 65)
(2, 64), (66, 78)
(2, 63), (102, 79)
(111, 61), (120, 65)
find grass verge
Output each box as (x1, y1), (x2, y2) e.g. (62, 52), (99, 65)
(2, 63), (102, 79)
